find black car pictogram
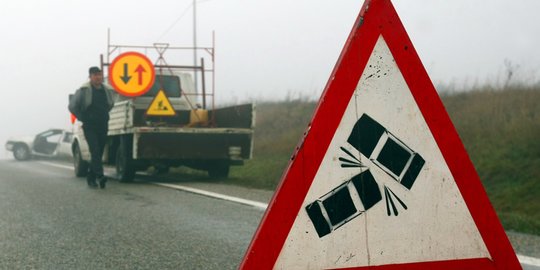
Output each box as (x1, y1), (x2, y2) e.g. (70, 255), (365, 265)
(305, 113), (425, 238)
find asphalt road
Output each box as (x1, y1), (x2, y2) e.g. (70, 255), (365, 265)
(0, 160), (264, 269)
(0, 159), (538, 270)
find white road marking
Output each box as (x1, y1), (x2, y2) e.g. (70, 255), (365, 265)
(153, 182), (268, 210)
(37, 160), (540, 264)
(38, 161), (72, 170)
(37, 161), (268, 210)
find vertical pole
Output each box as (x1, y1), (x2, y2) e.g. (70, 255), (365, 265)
(100, 54), (104, 72)
(107, 28), (113, 64)
(212, 31), (216, 126)
(193, 0), (198, 93)
(201, 58), (206, 109)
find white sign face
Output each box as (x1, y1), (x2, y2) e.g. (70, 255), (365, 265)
(274, 36), (490, 269)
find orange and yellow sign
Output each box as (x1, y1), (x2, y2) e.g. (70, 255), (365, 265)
(109, 52), (155, 97)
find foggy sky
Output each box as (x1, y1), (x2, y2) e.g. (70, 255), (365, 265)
(1, 0), (539, 158)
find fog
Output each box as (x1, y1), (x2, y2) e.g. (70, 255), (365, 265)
(1, 0), (539, 159)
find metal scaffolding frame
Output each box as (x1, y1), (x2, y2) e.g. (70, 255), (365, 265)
(100, 30), (216, 112)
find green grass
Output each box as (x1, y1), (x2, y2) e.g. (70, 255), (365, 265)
(442, 86), (540, 235)
(229, 99), (316, 189)
(227, 86), (540, 235)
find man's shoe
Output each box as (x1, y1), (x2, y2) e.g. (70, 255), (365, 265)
(98, 176), (107, 189)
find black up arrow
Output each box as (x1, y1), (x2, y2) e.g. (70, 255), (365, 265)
(120, 63), (132, 84)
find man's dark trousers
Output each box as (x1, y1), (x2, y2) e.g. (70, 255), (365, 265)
(83, 125), (107, 181)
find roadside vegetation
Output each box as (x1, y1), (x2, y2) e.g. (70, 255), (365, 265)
(441, 86), (540, 235)
(226, 85), (540, 235)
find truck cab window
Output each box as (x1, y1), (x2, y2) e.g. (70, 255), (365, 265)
(144, 75), (181, 98)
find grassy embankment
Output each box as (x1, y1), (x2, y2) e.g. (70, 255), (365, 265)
(226, 86), (540, 235)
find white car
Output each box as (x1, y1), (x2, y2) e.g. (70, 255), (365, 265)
(5, 129), (73, 161)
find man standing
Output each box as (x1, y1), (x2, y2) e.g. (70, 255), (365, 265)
(69, 67), (116, 188)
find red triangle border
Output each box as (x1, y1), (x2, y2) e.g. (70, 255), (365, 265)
(240, 0), (520, 269)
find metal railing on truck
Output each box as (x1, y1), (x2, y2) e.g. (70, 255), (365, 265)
(99, 31), (217, 121)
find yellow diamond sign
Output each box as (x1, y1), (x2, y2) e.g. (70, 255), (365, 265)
(146, 90), (176, 116)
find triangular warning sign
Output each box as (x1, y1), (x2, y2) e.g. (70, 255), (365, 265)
(240, 0), (520, 269)
(146, 89), (176, 116)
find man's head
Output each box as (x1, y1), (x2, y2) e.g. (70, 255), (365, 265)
(88, 66), (104, 88)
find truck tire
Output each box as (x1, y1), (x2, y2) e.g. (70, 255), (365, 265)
(73, 144), (89, 177)
(13, 144), (31, 161)
(116, 136), (135, 182)
(208, 160), (230, 178)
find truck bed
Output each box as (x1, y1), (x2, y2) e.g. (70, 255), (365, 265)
(106, 100), (255, 161)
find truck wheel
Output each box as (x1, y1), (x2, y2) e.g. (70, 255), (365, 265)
(13, 144), (31, 161)
(73, 144), (89, 177)
(208, 160), (230, 178)
(116, 136), (135, 182)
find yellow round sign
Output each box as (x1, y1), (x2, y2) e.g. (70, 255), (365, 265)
(109, 52), (155, 97)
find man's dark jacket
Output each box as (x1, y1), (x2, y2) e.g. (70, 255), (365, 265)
(68, 82), (116, 122)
